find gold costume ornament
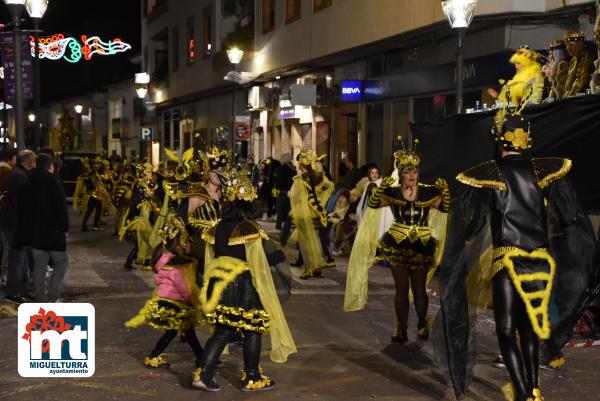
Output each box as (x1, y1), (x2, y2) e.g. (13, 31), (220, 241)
(393, 136), (420, 169)
(157, 211), (190, 246)
(297, 147), (326, 170)
(492, 86), (534, 152)
(219, 168), (258, 202)
(564, 31), (585, 42)
(203, 146), (230, 171)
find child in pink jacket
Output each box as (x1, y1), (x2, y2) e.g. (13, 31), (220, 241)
(126, 233), (203, 369)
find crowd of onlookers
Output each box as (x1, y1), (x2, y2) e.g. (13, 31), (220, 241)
(0, 148), (70, 304)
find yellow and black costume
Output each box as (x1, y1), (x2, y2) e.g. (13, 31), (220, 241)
(119, 163), (161, 270)
(193, 169), (296, 392)
(344, 139), (448, 344)
(436, 102), (596, 401)
(288, 148), (334, 279)
(125, 212), (204, 369)
(563, 31), (595, 97)
(111, 165), (135, 235)
(74, 157), (114, 231)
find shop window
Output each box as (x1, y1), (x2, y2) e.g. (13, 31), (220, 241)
(203, 6), (213, 58)
(262, 0), (275, 34)
(313, 0), (332, 12)
(186, 16), (195, 64)
(171, 26), (179, 72)
(286, 0), (301, 24)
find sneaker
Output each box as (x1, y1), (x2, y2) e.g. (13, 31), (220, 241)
(300, 269), (323, 280)
(92, 226), (103, 231)
(144, 354), (168, 368)
(240, 371), (275, 392)
(192, 368), (221, 392)
(491, 355), (506, 369)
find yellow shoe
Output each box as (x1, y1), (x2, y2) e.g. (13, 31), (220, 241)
(531, 388), (544, 401)
(144, 354), (168, 368)
(240, 369), (275, 392)
(417, 326), (429, 340)
(142, 265), (153, 271)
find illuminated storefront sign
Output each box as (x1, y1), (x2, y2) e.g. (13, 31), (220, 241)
(29, 34), (132, 63)
(340, 80), (363, 102)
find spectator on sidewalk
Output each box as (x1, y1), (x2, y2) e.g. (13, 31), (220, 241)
(273, 153), (296, 230)
(0, 150), (36, 303)
(0, 150), (16, 196)
(341, 156), (361, 190)
(0, 150), (16, 287)
(17, 153), (69, 302)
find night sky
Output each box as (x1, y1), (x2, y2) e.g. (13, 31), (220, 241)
(0, 0), (141, 103)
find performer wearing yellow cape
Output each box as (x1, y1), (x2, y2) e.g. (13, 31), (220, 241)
(288, 148), (334, 279)
(192, 169), (296, 392)
(344, 138), (449, 344)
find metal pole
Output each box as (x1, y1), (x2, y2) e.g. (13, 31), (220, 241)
(455, 27), (467, 115)
(10, 5), (24, 149)
(230, 63), (236, 158)
(33, 18), (41, 149)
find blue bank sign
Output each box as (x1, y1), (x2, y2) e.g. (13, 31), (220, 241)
(340, 80), (363, 102)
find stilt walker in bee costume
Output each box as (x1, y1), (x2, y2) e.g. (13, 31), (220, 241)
(435, 94), (596, 401)
(77, 157), (114, 231)
(125, 210), (204, 369)
(344, 138), (449, 343)
(193, 168), (296, 392)
(288, 148), (334, 279)
(120, 163), (161, 271)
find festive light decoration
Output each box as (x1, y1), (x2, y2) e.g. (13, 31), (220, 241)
(29, 33), (132, 63)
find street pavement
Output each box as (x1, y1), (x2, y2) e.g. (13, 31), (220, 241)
(1, 210), (599, 401)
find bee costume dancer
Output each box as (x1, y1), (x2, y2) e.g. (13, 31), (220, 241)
(193, 169), (296, 392)
(344, 138), (449, 343)
(435, 92), (596, 401)
(288, 148), (334, 279)
(125, 211), (204, 369)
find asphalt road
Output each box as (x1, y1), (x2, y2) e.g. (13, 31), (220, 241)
(0, 211), (598, 401)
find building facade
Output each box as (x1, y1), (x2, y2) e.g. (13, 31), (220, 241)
(139, 0), (596, 179)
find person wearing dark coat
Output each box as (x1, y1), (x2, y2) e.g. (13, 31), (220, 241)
(17, 153), (70, 302)
(272, 153), (295, 230)
(0, 149), (36, 303)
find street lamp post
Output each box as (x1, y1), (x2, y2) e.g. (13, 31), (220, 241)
(4, 0), (26, 149)
(442, 0), (478, 114)
(25, 0), (49, 150)
(227, 48), (243, 157)
(74, 103), (82, 130)
(135, 72), (149, 160)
